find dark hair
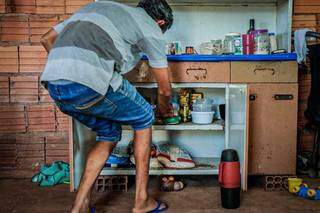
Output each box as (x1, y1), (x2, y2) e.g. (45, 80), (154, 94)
(137, 0), (173, 32)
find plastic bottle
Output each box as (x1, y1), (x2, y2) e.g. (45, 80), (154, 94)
(269, 33), (277, 52)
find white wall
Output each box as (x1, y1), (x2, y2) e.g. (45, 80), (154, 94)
(164, 5), (277, 51)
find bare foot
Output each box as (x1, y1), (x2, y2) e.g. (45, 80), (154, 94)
(133, 197), (167, 213)
(71, 193), (91, 213)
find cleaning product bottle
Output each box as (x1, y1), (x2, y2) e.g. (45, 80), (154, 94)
(219, 149), (241, 209)
(315, 187), (320, 200)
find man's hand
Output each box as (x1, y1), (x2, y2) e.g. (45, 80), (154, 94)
(40, 28), (58, 53)
(150, 67), (173, 118)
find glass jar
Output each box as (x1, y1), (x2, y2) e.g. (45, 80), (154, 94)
(253, 29), (270, 54)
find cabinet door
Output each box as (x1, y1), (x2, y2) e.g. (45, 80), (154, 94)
(248, 84), (298, 175)
(227, 84), (249, 191)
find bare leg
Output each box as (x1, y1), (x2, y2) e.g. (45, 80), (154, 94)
(133, 128), (166, 213)
(71, 141), (116, 213)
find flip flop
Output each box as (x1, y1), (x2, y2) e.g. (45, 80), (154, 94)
(90, 206), (96, 213)
(147, 200), (168, 213)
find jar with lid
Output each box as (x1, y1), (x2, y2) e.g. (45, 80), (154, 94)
(253, 30), (270, 54)
(224, 33), (240, 54)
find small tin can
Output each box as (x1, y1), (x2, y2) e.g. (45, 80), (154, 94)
(186, 46), (196, 54)
(179, 105), (190, 123)
(179, 89), (190, 106)
(191, 93), (204, 104)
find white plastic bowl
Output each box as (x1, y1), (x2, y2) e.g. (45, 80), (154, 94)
(191, 111), (215, 124)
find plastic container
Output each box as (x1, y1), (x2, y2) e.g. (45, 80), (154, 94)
(253, 29), (270, 54)
(288, 178), (303, 193)
(269, 33), (277, 52)
(191, 111), (215, 124)
(192, 98), (214, 112)
(224, 33), (241, 54)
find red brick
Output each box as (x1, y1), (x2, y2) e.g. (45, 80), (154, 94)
(295, 0), (320, 6)
(46, 149), (69, 156)
(17, 143), (44, 151)
(1, 34), (29, 42)
(36, 0), (65, 6)
(11, 95), (38, 102)
(17, 150), (45, 158)
(20, 64), (45, 73)
(16, 157), (44, 169)
(293, 15), (317, 21)
(65, 0), (92, 13)
(46, 143), (68, 150)
(0, 76), (9, 101)
(46, 135), (68, 142)
(20, 51), (47, 60)
(19, 45), (45, 52)
(14, 0), (36, 5)
(27, 104), (54, 112)
(28, 123), (56, 132)
(0, 21), (29, 28)
(0, 47), (19, 73)
(36, 6), (65, 14)
(2, 27), (29, 35)
(10, 76), (39, 101)
(0, 15), (28, 22)
(14, 6), (37, 13)
(29, 15), (58, 22)
(26, 104), (56, 132)
(29, 117), (55, 124)
(0, 125), (26, 133)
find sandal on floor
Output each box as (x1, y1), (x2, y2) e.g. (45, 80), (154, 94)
(147, 200), (168, 213)
(160, 176), (184, 192)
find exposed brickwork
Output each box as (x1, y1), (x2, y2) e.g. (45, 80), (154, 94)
(293, 1), (320, 151)
(0, 0), (94, 178)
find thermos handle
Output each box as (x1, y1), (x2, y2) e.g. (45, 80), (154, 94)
(218, 162), (225, 185)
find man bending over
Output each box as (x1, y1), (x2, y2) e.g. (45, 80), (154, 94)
(40, 0), (173, 212)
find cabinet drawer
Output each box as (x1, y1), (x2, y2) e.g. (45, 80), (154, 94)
(125, 61), (230, 83)
(231, 61), (298, 83)
(170, 62), (230, 83)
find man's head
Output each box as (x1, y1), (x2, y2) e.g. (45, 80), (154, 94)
(137, 0), (173, 33)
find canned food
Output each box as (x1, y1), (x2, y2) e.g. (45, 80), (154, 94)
(253, 29), (270, 54)
(179, 105), (190, 123)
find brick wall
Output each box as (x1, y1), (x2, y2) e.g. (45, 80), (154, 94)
(0, 0), (92, 178)
(293, 0), (320, 151)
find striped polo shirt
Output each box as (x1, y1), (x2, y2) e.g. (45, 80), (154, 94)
(40, 1), (168, 95)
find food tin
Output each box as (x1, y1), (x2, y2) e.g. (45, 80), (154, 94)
(253, 29), (270, 54)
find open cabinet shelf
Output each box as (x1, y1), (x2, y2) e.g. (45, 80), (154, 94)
(70, 84), (249, 191)
(101, 157), (219, 176)
(123, 121), (225, 131)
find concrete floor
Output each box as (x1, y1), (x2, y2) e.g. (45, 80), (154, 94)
(0, 177), (320, 213)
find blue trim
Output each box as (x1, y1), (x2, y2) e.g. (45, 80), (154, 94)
(142, 53), (297, 62)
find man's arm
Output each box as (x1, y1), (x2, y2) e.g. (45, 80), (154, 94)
(150, 67), (173, 118)
(40, 28), (58, 53)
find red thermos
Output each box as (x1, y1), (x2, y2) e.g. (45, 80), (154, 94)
(219, 149), (241, 209)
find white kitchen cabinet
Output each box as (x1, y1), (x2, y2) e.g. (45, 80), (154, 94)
(70, 83), (249, 191)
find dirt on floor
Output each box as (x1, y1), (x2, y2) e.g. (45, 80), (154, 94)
(0, 177), (319, 213)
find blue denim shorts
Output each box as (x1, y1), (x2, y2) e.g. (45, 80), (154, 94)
(47, 79), (154, 142)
